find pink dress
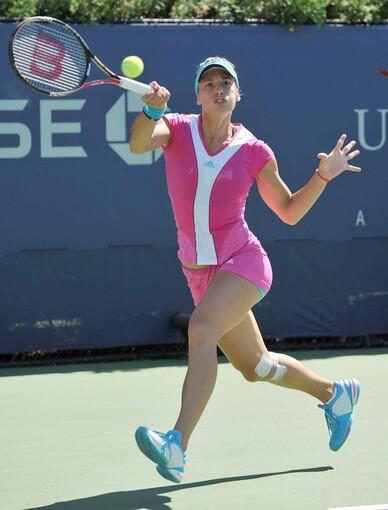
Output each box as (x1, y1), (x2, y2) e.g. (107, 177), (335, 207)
(163, 113), (274, 305)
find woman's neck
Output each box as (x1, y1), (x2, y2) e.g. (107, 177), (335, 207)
(200, 112), (235, 152)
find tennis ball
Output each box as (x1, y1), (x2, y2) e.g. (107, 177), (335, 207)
(121, 56), (144, 79)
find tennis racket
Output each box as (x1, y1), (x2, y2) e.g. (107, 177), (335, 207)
(8, 16), (152, 97)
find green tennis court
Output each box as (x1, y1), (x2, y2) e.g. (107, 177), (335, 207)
(1, 349), (387, 510)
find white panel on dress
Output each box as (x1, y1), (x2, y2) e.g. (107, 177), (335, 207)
(189, 116), (253, 265)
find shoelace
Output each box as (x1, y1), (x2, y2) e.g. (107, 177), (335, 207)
(161, 432), (181, 461)
(323, 408), (348, 435)
(166, 432), (176, 442)
(160, 432), (185, 469)
(161, 435), (172, 460)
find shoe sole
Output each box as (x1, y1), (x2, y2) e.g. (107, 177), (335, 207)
(135, 427), (168, 466)
(349, 378), (360, 406)
(156, 464), (183, 484)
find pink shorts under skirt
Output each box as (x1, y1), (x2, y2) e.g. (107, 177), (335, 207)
(181, 241), (273, 306)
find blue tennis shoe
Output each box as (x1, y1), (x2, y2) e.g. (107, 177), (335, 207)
(135, 426), (185, 483)
(319, 378), (360, 451)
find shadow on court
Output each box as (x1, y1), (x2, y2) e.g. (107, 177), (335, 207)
(24, 466), (333, 510)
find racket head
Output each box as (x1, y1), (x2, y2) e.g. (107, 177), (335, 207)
(9, 16), (92, 95)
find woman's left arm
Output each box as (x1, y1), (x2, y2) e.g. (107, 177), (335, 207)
(256, 134), (361, 225)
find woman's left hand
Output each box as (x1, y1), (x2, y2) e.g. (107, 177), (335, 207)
(317, 134), (362, 182)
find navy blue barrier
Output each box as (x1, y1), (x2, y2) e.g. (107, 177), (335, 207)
(0, 23), (387, 352)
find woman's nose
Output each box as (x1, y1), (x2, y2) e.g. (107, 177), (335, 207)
(215, 83), (224, 94)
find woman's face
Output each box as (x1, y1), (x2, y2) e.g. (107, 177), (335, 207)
(197, 67), (240, 115)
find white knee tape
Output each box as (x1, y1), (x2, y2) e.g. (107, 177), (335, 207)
(254, 352), (287, 382)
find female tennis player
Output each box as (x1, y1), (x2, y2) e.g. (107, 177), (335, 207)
(129, 57), (361, 483)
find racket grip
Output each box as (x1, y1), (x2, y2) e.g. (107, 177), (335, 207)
(119, 77), (152, 95)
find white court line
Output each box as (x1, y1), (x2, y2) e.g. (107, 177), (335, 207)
(329, 505), (388, 510)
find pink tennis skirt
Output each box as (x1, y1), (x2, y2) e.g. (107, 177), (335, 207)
(181, 241), (273, 306)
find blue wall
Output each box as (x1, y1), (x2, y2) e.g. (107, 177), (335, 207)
(0, 23), (387, 352)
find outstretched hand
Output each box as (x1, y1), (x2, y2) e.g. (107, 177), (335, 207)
(142, 81), (170, 109)
(317, 134), (361, 182)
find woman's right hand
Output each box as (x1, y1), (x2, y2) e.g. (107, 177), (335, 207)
(142, 81), (171, 109)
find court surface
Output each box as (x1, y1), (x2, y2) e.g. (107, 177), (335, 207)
(1, 348), (387, 510)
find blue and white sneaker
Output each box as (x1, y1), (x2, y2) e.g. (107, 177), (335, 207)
(156, 453), (187, 483)
(135, 426), (185, 483)
(318, 378), (360, 451)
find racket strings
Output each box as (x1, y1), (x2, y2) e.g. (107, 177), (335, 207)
(12, 22), (88, 93)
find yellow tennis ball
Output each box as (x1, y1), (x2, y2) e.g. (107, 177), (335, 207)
(121, 56), (144, 78)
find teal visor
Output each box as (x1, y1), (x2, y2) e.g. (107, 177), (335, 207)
(194, 57), (239, 94)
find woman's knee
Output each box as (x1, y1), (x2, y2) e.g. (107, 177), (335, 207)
(188, 314), (221, 347)
(225, 355), (261, 382)
(253, 352), (288, 382)
(235, 353), (288, 383)
(237, 365), (262, 383)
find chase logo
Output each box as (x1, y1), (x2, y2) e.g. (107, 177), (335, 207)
(106, 92), (165, 165)
(0, 93), (166, 165)
(203, 160), (215, 168)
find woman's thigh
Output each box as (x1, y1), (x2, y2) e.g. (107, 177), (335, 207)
(189, 270), (260, 342)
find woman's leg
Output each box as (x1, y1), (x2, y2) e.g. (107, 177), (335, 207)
(218, 310), (360, 453)
(174, 271), (261, 451)
(218, 310), (333, 401)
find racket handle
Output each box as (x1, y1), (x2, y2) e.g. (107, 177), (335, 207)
(118, 77), (152, 95)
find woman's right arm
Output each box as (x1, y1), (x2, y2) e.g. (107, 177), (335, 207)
(129, 81), (171, 154)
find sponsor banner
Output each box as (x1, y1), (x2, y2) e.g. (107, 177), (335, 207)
(0, 24), (386, 350)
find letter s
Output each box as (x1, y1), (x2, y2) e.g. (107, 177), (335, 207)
(0, 100), (31, 159)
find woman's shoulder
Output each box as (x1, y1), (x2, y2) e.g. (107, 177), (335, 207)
(163, 113), (198, 150)
(238, 124), (273, 155)
(164, 112), (198, 127)
(235, 124), (274, 175)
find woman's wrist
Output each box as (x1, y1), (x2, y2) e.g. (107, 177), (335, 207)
(142, 104), (167, 121)
(315, 169), (331, 183)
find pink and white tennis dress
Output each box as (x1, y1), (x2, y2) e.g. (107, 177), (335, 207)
(163, 113), (274, 305)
